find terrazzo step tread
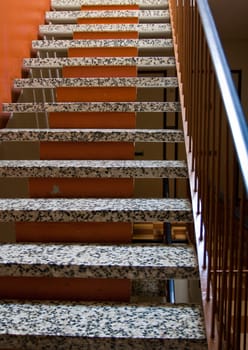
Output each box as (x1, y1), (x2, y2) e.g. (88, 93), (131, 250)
(39, 24), (171, 37)
(0, 301), (207, 349)
(3, 101), (181, 113)
(32, 38), (173, 51)
(51, 0), (169, 10)
(0, 128), (184, 142)
(45, 10), (170, 22)
(0, 160), (188, 178)
(0, 198), (192, 223)
(14, 77), (178, 89)
(23, 56), (176, 69)
(0, 243), (198, 279)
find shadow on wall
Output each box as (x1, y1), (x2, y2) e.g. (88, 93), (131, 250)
(0, 0), (50, 126)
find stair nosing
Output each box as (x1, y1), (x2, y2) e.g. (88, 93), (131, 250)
(0, 128), (184, 142)
(0, 300), (207, 347)
(32, 38), (174, 50)
(22, 56), (176, 68)
(51, 0), (169, 10)
(0, 243), (198, 279)
(14, 77), (178, 89)
(0, 198), (193, 223)
(39, 23), (171, 36)
(0, 160), (188, 179)
(3, 101), (181, 113)
(45, 10), (170, 21)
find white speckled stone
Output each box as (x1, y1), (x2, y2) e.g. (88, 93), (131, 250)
(32, 38), (173, 50)
(0, 198), (192, 223)
(0, 160), (188, 178)
(0, 301), (207, 349)
(51, 0), (169, 10)
(0, 243), (198, 279)
(14, 76), (178, 88)
(23, 56), (176, 68)
(0, 128), (184, 142)
(3, 101), (181, 113)
(39, 23), (171, 37)
(45, 10), (170, 23)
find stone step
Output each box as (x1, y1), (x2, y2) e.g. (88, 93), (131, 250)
(3, 101), (181, 113)
(0, 198), (192, 223)
(51, 0), (169, 11)
(0, 243), (197, 279)
(0, 160), (188, 178)
(23, 56), (176, 69)
(45, 10), (170, 23)
(39, 23), (171, 38)
(14, 76), (178, 89)
(0, 300), (207, 349)
(32, 38), (173, 51)
(0, 128), (184, 142)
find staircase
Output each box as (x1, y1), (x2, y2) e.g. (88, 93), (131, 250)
(0, 0), (207, 348)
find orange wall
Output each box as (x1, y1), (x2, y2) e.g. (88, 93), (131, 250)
(0, 0), (50, 124)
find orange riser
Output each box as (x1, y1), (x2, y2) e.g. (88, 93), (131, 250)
(48, 112), (136, 129)
(73, 31), (138, 40)
(62, 66), (137, 78)
(81, 5), (139, 10)
(16, 222), (133, 243)
(29, 178), (134, 198)
(56, 87), (137, 102)
(77, 18), (138, 24)
(40, 142), (135, 160)
(68, 47), (138, 57)
(0, 277), (131, 301)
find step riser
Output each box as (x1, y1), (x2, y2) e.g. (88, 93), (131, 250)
(15, 222), (133, 243)
(0, 277), (131, 302)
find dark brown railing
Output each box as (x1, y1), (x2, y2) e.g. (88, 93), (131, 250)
(169, 0), (248, 349)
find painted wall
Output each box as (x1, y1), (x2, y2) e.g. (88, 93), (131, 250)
(0, 0), (50, 126)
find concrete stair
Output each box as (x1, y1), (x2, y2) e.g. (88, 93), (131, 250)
(45, 10), (170, 23)
(51, 0), (169, 10)
(0, 301), (206, 350)
(39, 23), (171, 38)
(0, 0), (207, 348)
(32, 38), (173, 52)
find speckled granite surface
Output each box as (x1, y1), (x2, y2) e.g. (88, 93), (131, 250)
(51, 0), (169, 10)
(0, 301), (207, 349)
(14, 76), (178, 88)
(0, 160), (188, 178)
(3, 101), (181, 113)
(0, 198), (192, 223)
(45, 10), (170, 21)
(0, 243), (198, 279)
(0, 128), (184, 142)
(39, 23), (171, 36)
(32, 38), (173, 50)
(23, 56), (176, 68)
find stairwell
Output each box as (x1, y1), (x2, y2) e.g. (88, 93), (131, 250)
(0, 0), (207, 349)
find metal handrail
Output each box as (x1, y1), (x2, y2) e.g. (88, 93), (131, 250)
(196, 0), (248, 194)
